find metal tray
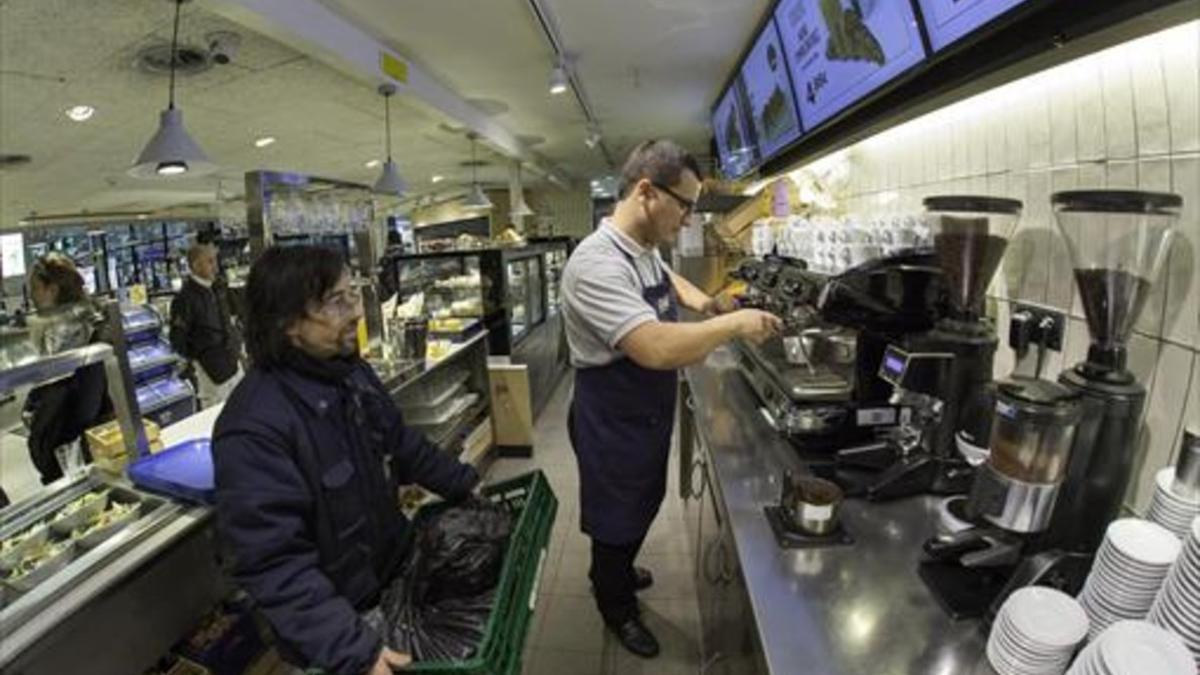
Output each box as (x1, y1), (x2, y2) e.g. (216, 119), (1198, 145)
(3, 542), (75, 594)
(0, 525), (49, 571)
(48, 491), (110, 536)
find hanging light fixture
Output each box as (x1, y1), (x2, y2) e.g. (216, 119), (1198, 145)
(511, 163), (535, 218)
(548, 60), (569, 95)
(464, 133), (493, 210)
(130, 0), (216, 179)
(373, 83), (407, 196)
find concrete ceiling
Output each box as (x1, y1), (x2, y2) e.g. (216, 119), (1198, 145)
(0, 0), (768, 228)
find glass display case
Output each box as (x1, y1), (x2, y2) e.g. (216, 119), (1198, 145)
(544, 245), (567, 317)
(507, 257), (529, 342)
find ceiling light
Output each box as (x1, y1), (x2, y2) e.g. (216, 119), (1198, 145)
(254, 136), (276, 148)
(65, 105), (95, 122)
(130, 0), (216, 179)
(584, 127), (602, 149)
(431, 174), (445, 184)
(464, 133), (493, 210)
(548, 62), (569, 95)
(373, 83), (406, 196)
(365, 159), (382, 168)
(511, 163), (535, 218)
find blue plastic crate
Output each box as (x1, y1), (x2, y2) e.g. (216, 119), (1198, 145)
(128, 439), (215, 505)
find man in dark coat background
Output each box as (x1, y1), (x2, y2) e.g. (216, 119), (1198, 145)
(213, 245), (478, 675)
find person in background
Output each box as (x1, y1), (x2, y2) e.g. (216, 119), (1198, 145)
(213, 246), (479, 675)
(23, 253), (112, 485)
(561, 139), (782, 657)
(170, 242), (242, 408)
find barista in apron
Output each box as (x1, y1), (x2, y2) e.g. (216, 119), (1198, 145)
(561, 140), (781, 658)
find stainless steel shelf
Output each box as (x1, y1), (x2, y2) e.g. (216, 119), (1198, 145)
(0, 344), (114, 395)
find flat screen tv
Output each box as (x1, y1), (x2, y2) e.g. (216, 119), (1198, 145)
(740, 17), (805, 160)
(775, 0), (927, 132)
(712, 83), (759, 178)
(915, 0), (1034, 52)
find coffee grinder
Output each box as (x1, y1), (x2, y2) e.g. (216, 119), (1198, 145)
(919, 189), (1182, 619)
(832, 197), (1021, 499)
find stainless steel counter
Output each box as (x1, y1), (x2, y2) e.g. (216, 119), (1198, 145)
(684, 347), (992, 675)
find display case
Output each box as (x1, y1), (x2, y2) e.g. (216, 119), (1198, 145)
(118, 304), (195, 428)
(381, 240), (571, 417)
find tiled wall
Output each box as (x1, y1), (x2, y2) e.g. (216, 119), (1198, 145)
(787, 21), (1200, 513)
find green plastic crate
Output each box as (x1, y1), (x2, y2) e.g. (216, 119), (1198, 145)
(401, 469), (558, 675)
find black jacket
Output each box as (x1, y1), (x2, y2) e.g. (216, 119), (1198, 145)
(169, 277), (240, 383)
(212, 359), (479, 675)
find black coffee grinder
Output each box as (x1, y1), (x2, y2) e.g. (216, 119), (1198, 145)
(831, 196), (1021, 500)
(919, 190), (1182, 620)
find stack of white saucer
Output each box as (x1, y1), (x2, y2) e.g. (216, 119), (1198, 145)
(1148, 515), (1200, 668)
(987, 586), (1089, 675)
(1147, 467), (1200, 539)
(1076, 518), (1181, 641)
(1064, 620), (1193, 675)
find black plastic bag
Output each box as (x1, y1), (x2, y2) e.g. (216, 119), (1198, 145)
(363, 497), (514, 662)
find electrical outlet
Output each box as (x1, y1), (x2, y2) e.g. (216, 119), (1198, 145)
(1011, 303), (1066, 352)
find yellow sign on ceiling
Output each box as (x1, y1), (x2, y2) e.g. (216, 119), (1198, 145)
(380, 52), (409, 83)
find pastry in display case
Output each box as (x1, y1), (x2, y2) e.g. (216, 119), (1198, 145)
(507, 257), (529, 341)
(544, 245), (567, 317)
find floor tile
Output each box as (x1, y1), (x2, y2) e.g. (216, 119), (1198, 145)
(524, 647), (605, 675)
(534, 594), (610, 653)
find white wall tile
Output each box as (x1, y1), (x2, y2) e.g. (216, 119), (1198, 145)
(1105, 160), (1138, 189)
(1046, 168), (1079, 311)
(1075, 60), (1107, 162)
(1163, 23), (1200, 153)
(969, 116), (988, 177)
(1063, 317), (1091, 367)
(1130, 48), (1170, 156)
(953, 117), (970, 178)
(1173, 356), (1200, 467)
(1027, 89), (1052, 168)
(1077, 163), (1105, 190)
(1100, 49), (1137, 159)
(1007, 100), (1030, 171)
(937, 126), (954, 181)
(1127, 333), (1162, 394)
(1136, 158), (1174, 336)
(1165, 156), (1200, 348)
(1127, 346), (1194, 512)
(987, 116), (1006, 174)
(1139, 157), (1173, 192)
(1050, 86), (1078, 166)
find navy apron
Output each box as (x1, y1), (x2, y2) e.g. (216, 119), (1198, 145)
(569, 250), (679, 545)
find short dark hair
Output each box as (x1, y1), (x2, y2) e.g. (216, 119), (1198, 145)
(245, 245), (347, 368)
(31, 253), (86, 306)
(619, 139), (702, 198)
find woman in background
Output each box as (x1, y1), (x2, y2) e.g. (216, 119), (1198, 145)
(23, 254), (111, 484)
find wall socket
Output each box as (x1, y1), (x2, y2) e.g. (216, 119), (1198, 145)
(1010, 303), (1066, 352)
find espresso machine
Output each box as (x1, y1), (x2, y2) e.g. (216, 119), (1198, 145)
(828, 197), (1021, 499)
(920, 189), (1182, 619)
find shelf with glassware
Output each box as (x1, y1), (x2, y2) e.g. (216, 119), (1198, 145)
(117, 304), (195, 428)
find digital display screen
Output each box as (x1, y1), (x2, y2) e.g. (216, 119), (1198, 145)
(884, 354), (905, 375)
(739, 18), (804, 160)
(712, 84), (758, 178)
(915, 0), (1033, 52)
(1, 233), (25, 278)
(774, 0), (927, 131)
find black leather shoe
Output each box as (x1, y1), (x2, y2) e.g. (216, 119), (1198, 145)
(610, 617), (660, 658)
(633, 566), (654, 591)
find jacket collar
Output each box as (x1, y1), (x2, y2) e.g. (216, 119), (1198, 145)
(272, 366), (348, 418)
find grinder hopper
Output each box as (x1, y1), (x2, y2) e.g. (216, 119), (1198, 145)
(1051, 190), (1180, 372)
(923, 196), (1023, 321)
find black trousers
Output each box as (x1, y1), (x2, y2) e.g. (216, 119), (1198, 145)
(589, 534), (646, 626)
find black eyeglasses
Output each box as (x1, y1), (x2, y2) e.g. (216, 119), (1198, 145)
(650, 181), (697, 216)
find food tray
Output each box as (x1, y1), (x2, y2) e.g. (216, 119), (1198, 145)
(128, 440), (215, 505)
(4, 541), (75, 593)
(48, 490), (110, 535)
(0, 524), (49, 571)
(73, 503), (140, 549)
(396, 367), (470, 409)
(407, 392), (479, 428)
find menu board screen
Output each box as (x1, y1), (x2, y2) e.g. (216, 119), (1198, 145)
(712, 84), (758, 178)
(916, 0), (1032, 52)
(0, 233), (25, 278)
(740, 18), (804, 160)
(775, 0), (927, 131)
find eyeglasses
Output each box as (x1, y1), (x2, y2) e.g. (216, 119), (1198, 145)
(651, 181), (697, 216)
(315, 287), (362, 318)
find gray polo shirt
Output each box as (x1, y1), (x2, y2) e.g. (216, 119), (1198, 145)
(562, 220), (671, 367)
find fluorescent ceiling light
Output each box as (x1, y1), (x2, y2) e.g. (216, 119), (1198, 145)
(365, 159), (382, 168)
(254, 136), (276, 148)
(65, 105), (95, 122)
(431, 174), (445, 183)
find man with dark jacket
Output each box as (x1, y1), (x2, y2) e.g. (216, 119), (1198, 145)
(170, 243), (242, 408)
(213, 245), (479, 675)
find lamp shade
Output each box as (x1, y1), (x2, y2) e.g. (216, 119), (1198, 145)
(512, 197), (535, 217)
(373, 159), (407, 196)
(464, 184), (493, 210)
(129, 108), (216, 179)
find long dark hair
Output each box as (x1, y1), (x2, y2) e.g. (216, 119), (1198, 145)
(245, 245), (347, 369)
(30, 253), (87, 307)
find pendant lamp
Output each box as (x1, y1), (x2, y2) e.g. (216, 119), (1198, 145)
(130, 0), (216, 179)
(511, 163), (535, 217)
(464, 134), (493, 210)
(373, 83), (407, 196)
